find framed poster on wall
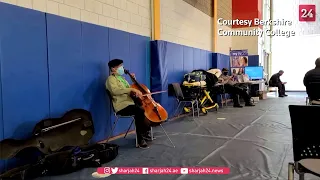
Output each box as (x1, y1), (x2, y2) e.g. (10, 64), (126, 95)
(230, 50), (249, 68)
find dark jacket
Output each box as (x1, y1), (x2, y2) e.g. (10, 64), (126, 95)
(303, 67), (320, 86)
(269, 73), (281, 86)
(303, 67), (320, 100)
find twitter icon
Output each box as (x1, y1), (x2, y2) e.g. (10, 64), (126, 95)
(111, 167), (118, 174)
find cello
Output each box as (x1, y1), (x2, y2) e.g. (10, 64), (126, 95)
(124, 69), (168, 125)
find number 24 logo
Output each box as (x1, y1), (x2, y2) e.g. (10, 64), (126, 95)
(301, 8), (313, 18)
(299, 5), (316, 21)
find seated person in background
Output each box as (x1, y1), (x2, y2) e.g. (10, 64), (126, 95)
(269, 70), (287, 97)
(303, 58), (320, 101)
(219, 68), (255, 108)
(232, 69), (238, 81)
(232, 69), (237, 75)
(106, 59), (151, 149)
(238, 68), (244, 75)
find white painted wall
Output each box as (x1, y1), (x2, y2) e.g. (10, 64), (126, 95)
(0, 0), (152, 37)
(216, 24), (232, 55)
(160, 0), (212, 51)
(272, 0), (320, 91)
(216, 0), (231, 55)
(231, 27), (259, 55)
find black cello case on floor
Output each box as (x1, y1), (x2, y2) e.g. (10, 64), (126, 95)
(0, 109), (119, 180)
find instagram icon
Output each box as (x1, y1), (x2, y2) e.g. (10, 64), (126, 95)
(142, 168), (149, 174)
(104, 167), (111, 174)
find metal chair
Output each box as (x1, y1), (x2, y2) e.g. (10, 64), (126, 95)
(171, 83), (199, 119)
(106, 89), (175, 148)
(218, 84), (228, 107)
(306, 82), (320, 106)
(288, 105), (320, 180)
(306, 98), (320, 106)
(105, 89), (141, 147)
(220, 84), (244, 106)
(220, 93), (228, 107)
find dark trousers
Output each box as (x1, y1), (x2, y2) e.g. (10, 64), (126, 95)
(117, 105), (150, 141)
(224, 84), (251, 105)
(270, 83), (285, 96)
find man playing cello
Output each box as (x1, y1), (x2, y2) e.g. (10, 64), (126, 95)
(106, 59), (151, 149)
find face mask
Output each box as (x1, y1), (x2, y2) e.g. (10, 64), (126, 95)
(223, 72), (228, 75)
(116, 66), (124, 75)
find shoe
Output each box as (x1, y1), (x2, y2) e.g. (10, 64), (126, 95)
(142, 132), (155, 141)
(233, 104), (243, 108)
(138, 139), (149, 149)
(284, 94), (288, 96)
(279, 95), (284, 97)
(245, 103), (255, 106)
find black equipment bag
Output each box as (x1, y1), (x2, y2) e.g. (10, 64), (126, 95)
(181, 85), (201, 99)
(42, 143), (119, 176)
(192, 69), (218, 88)
(0, 143), (119, 180)
(183, 71), (206, 83)
(0, 164), (42, 180)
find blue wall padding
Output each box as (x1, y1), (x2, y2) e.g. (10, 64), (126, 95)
(0, 2), (150, 172)
(81, 22), (110, 142)
(0, 3), (5, 172)
(211, 53), (230, 104)
(183, 47), (194, 71)
(109, 29), (130, 68)
(212, 53), (230, 70)
(46, 14), (85, 117)
(0, 2), (50, 172)
(150, 40), (168, 114)
(248, 55), (259, 66)
(167, 42), (183, 83)
(150, 40), (212, 117)
(0, 3), (50, 140)
(192, 49), (201, 70)
(145, 40), (151, 88)
(129, 33), (150, 88)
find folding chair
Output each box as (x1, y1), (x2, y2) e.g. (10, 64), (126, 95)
(105, 89), (141, 147)
(171, 83), (199, 119)
(106, 89), (175, 148)
(220, 93), (228, 107)
(306, 98), (320, 106)
(217, 84), (228, 107)
(306, 82), (320, 106)
(288, 105), (320, 180)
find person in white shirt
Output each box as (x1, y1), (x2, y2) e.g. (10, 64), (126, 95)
(219, 68), (255, 108)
